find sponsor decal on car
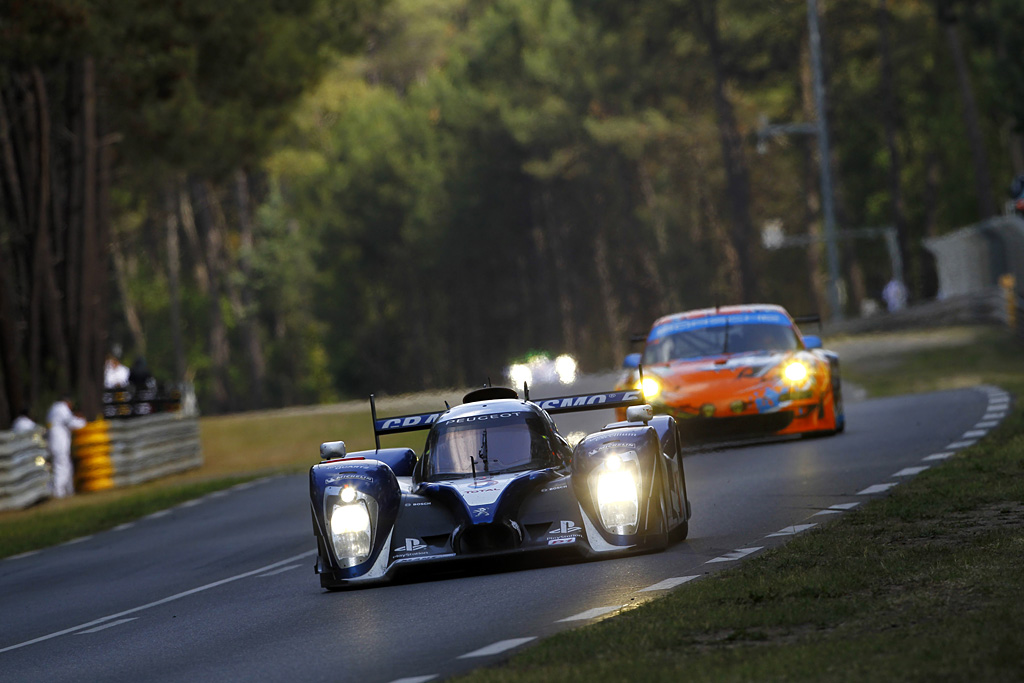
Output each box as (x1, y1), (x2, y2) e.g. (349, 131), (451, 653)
(547, 537), (576, 546)
(551, 520), (581, 534)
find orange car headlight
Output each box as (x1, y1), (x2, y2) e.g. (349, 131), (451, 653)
(783, 361), (809, 384)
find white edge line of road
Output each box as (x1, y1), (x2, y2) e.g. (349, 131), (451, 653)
(387, 676), (439, 683)
(0, 549), (316, 655)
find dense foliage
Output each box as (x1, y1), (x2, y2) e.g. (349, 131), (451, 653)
(2, 0), (1022, 419)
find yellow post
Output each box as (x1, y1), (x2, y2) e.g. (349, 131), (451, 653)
(1000, 274), (1017, 330)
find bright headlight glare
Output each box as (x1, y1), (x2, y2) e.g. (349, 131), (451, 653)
(783, 361), (809, 384)
(509, 363), (532, 388)
(595, 467), (639, 534)
(637, 376), (661, 399)
(555, 354), (578, 384)
(330, 502), (372, 562)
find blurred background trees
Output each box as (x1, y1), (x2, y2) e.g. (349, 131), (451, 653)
(2, 0), (1021, 419)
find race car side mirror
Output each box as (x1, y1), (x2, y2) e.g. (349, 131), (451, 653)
(626, 404), (654, 424)
(622, 353), (641, 369)
(320, 440), (347, 460)
(803, 335), (823, 350)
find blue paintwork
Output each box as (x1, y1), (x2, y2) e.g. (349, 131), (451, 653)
(803, 334), (823, 349)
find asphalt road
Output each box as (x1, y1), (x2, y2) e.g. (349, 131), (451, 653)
(0, 379), (1009, 683)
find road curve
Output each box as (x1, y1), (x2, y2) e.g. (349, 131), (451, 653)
(0, 383), (1009, 683)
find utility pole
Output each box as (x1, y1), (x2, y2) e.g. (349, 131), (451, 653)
(807, 0), (843, 321)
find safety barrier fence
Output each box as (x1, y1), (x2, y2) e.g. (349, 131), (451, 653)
(72, 413), (202, 492)
(0, 430), (50, 511)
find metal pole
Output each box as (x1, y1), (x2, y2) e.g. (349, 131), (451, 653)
(807, 0), (843, 321)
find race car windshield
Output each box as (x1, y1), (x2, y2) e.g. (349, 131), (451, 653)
(644, 322), (799, 363)
(423, 413), (555, 480)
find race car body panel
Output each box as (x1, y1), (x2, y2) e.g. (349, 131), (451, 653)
(310, 389), (690, 589)
(618, 304), (844, 441)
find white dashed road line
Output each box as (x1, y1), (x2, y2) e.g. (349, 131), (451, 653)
(892, 466), (929, 477)
(387, 676), (438, 683)
(962, 430), (987, 439)
(858, 483), (897, 495)
(113, 523), (135, 532)
(557, 606), (622, 622)
(457, 638), (537, 658)
(145, 510), (171, 520)
(975, 421), (999, 429)
(62, 536), (93, 546)
(639, 576), (700, 592)
(923, 452), (954, 461)
(766, 524), (816, 537)
(707, 547), (762, 563)
(946, 440), (977, 449)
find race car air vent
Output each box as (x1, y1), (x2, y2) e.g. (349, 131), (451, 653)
(455, 523), (521, 553)
(463, 386), (519, 404)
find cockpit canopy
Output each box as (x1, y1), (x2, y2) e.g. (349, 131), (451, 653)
(419, 409), (559, 482)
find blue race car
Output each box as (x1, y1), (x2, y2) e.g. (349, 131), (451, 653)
(310, 386), (692, 589)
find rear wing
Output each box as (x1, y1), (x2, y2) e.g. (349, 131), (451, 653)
(369, 389), (645, 448)
(532, 389), (643, 415)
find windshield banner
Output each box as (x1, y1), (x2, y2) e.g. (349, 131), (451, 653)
(649, 311), (791, 341)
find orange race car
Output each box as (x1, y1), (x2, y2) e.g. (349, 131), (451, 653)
(616, 304), (844, 441)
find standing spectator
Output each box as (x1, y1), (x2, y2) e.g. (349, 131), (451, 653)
(11, 408), (37, 433)
(129, 356), (156, 390)
(882, 278), (908, 313)
(104, 347), (130, 389)
(46, 396), (86, 498)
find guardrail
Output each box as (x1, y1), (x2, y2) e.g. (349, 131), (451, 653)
(73, 413), (202, 492)
(0, 430), (50, 511)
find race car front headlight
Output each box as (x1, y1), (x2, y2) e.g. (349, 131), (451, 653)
(594, 454), (640, 535)
(509, 363), (532, 389)
(636, 376), (662, 400)
(782, 360), (809, 384)
(330, 501), (372, 564)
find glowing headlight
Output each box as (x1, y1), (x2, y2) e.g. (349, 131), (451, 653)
(330, 502), (372, 563)
(636, 376), (662, 400)
(555, 354), (578, 384)
(595, 459), (639, 534)
(509, 363), (532, 388)
(783, 360), (809, 384)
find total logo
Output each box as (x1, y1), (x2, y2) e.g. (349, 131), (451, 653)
(403, 538), (426, 552)
(552, 520), (581, 534)
(467, 479), (499, 489)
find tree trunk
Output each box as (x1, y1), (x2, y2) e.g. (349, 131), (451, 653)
(944, 19), (995, 218)
(878, 0), (909, 288)
(801, 41), (828, 318)
(233, 169), (267, 407)
(698, 0), (758, 303)
(165, 186), (186, 387)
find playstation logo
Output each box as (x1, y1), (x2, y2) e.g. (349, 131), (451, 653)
(404, 538), (426, 552)
(555, 520), (581, 534)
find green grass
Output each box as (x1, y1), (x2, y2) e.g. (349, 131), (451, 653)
(449, 324), (1024, 682)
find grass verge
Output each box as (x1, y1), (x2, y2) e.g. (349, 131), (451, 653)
(450, 325), (1024, 682)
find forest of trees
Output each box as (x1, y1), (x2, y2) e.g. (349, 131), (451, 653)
(2, 0), (1023, 422)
